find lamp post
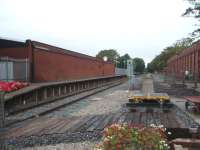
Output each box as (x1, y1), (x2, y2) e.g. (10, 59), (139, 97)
(103, 56), (108, 76)
(103, 56), (108, 62)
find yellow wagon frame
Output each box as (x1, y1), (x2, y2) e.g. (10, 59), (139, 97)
(128, 95), (170, 103)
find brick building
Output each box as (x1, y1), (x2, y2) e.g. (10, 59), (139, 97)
(0, 38), (115, 82)
(166, 41), (200, 80)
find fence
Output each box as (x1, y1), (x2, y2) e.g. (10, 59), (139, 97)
(0, 57), (29, 82)
(115, 68), (127, 76)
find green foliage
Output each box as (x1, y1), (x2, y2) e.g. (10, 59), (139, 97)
(183, 0), (200, 18)
(147, 63), (154, 73)
(116, 54), (131, 68)
(132, 57), (145, 73)
(96, 49), (120, 63)
(96, 50), (133, 68)
(148, 38), (193, 72)
(183, 0), (200, 39)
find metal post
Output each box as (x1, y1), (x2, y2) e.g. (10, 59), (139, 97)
(58, 86), (61, 96)
(0, 91), (5, 150)
(74, 84), (76, 92)
(6, 57), (8, 82)
(0, 92), (5, 128)
(182, 71), (185, 86)
(52, 87), (55, 97)
(64, 85), (67, 94)
(69, 85), (72, 93)
(194, 72), (198, 88)
(25, 58), (28, 82)
(44, 88), (47, 99)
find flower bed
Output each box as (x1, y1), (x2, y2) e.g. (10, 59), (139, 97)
(95, 124), (170, 150)
(0, 81), (29, 92)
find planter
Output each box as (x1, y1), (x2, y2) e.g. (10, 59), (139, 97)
(95, 123), (170, 150)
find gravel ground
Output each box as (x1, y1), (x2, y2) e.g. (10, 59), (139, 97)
(46, 82), (129, 117)
(24, 142), (98, 150)
(7, 131), (101, 150)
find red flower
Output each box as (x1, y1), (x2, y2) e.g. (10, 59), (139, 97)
(116, 143), (121, 150)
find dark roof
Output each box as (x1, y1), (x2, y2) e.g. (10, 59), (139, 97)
(0, 38), (113, 64)
(0, 38), (26, 48)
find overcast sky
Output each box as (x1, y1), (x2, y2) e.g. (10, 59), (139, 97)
(0, 0), (198, 64)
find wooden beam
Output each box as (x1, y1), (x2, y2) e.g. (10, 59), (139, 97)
(172, 138), (200, 148)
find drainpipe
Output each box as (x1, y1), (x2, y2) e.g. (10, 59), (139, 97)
(26, 40), (34, 82)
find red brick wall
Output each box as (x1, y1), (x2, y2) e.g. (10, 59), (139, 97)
(166, 43), (200, 80)
(103, 63), (115, 76)
(0, 47), (28, 59)
(0, 41), (115, 82)
(33, 47), (115, 82)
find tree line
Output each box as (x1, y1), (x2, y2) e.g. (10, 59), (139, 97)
(96, 49), (145, 73)
(147, 0), (200, 72)
(147, 37), (193, 72)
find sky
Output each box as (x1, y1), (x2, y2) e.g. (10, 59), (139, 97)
(0, 0), (198, 64)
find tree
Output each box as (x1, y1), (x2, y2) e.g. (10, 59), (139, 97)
(132, 57), (145, 73)
(117, 54), (131, 68)
(96, 49), (120, 63)
(183, 0), (200, 39)
(183, 0), (200, 18)
(147, 63), (154, 73)
(148, 37), (193, 72)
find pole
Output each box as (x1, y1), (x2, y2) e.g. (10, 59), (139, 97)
(26, 58), (28, 82)
(182, 71), (185, 86)
(6, 57), (8, 82)
(0, 91), (5, 150)
(194, 72), (198, 88)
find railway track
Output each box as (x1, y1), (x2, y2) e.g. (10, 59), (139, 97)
(5, 103), (199, 148)
(5, 79), (125, 126)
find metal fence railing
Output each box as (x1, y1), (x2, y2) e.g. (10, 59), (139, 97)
(115, 68), (127, 76)
(0, 57), (29, 82)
